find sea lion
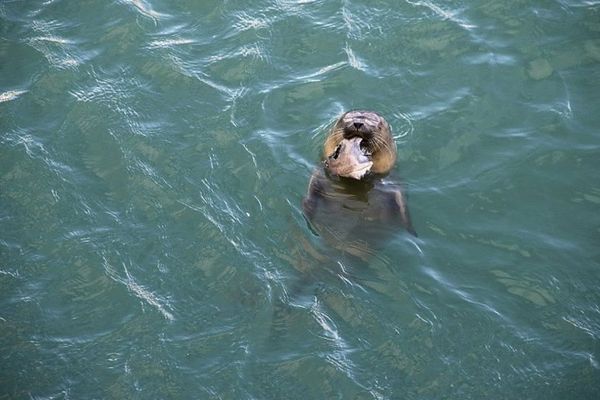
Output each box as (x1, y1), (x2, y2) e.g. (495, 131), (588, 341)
(303, 110), (416, 255)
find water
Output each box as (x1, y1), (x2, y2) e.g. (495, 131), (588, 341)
(1, 0), (599, 398)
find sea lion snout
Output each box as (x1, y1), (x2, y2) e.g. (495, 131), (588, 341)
(340, 110), (387, 139)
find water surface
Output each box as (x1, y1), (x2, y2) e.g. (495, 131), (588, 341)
(1, 0), (600, 398)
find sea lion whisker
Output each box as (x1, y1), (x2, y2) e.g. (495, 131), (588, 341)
(372, 135), (388, 153)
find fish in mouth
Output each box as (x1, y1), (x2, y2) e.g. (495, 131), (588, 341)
(324, 136), (373, 180)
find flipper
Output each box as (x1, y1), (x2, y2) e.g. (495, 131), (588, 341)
(392, 188), (417, 236)
(302, 171), (326, 223)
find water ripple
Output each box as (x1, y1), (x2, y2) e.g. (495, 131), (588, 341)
(231, 10), (272, 32)
(343, 43), (367, 71)
(177, 178), (280, 300)
(422, 265), (506, 321)
(309, 298), (372, 393)
(258, 61), (347, 93)
(406, 0), (477, 31)
(169, 54), (242, 100)
(146, 37), (195, 49)
(102, 254), (175, 321)
(0, 90), (28, 103)
(25, 17), (98, 69)
(119, 0), (170, 22)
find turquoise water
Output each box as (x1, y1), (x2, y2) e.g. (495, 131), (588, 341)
(1, 0), (600, 398)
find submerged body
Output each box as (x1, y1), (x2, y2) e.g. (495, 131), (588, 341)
(303, 110), (415, 255)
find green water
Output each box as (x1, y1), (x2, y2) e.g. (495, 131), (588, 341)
(1, 0), (600, 398)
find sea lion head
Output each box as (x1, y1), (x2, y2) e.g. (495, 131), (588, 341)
(323, 110), (397, 179)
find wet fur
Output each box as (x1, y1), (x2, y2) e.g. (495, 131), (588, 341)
(304, 111), (416, 242)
